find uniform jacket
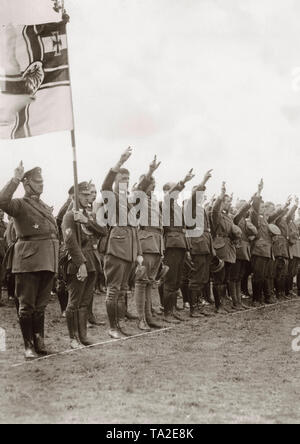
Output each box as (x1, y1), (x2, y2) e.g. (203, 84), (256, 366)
(0, 178), (59, 273)
(101, 168), (142, 262)
(250, 196), (286, 258)
(136, 176), (164, 255)
(62, 209), (102, 275)
(234, 203), (257, 262)
(273, 206), (297, 258)
(162, 181), (188, 250)
(184, 187), (214, 256)
(211, 197), (238, 263)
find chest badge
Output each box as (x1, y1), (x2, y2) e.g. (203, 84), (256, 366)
(33, 224), (39, 229)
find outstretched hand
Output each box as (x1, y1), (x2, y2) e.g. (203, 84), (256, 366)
(221, 181), (226, 197)
(14, 161), (24, 181)
(258, 178), (264, 193)
(119, 147), (132, 165)
(285, 195), (292, 208)
(183, 169), (195, 184)
(149, 155), (161, 174)
(200, 169), (213, 186)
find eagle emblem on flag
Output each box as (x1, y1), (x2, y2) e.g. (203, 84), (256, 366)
(0, 20), (73, 139)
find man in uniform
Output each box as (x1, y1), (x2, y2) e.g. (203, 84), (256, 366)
(55, 186), (74, 317)
(0, 162), (59, 359)
(232, 198), (257, 309)
(86, 183), (106, 327)
(250, 181), (289, 306)
(161, 169), (195, 323)
(210, 182), (242, 313)
(62, 182), (107, 349)
(272, 197), (296, 300)
(134, 155), (165, 330)
(185, 170), (215, 317)
(101, 147), (143, 339)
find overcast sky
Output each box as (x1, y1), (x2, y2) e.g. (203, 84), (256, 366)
(1, 0), (300, 211)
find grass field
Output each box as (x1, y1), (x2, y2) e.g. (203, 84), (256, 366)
(1, 292), (300, 424)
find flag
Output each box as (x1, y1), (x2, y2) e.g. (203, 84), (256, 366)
(0, 20), (74, 139)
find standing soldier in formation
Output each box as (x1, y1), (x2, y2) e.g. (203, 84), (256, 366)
(101, 147), (143, 339)
(0, 162), (59, 359)
(211, 182), (241, 313)
(86, 182), (106, 327)
(250, 181), (288, 305)
(62, 182), (107, 349)
(185, 170), (214, 317)
(272, 197), (296, 300)
(232, 197), (257, 309)
(134, 156), (165, 331)
(161, 169), (195, 323)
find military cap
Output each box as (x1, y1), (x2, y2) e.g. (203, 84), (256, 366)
(78, 181), (91, 195)
(22, 167), (43, 183)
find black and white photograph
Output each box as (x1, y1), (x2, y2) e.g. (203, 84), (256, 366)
(1, 0), (300, 426)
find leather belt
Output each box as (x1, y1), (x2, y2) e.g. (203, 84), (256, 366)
(165, 227), (184, 233)
(19, 233), (58, 241)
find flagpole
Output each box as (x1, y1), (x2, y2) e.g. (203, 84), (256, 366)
(61, 1), (81, 246)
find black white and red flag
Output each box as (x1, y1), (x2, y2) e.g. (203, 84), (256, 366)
(0, 19), (73, 139)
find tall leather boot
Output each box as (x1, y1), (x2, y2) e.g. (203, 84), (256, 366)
(66, 310), (82, 349)
(106, 297), (126, 339)
(32, 312), (48, 355)
(135, 281), (150, 331)
(163, 288), (180, 324)
(181, 282), (190, 309)
(19, 316), (38, 360)
(213, 285), (227, 314)
(221, 284), (234, 312)
(228, 281), (240, 310)
(236, 281), (248, 309)
(263, 278), (275, 304)
(175, 289), (184, 310)
(158, 284), (164, 308)
(172, 291), (186, 321)
(251, 280), (260, 306)
(117, 292), (136, 336)
(145, 286), (164, 328)
(151, 283), (164, 316)
(125, 290), (138, 320)
(189, 290), (202, 318)
(87, 293), (105, 327)
(78, 308), (94, 346)
(197, 286), (215, 317)
(213, 285), (220, 312)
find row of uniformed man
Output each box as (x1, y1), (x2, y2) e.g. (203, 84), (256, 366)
(0, 152), (299, 359)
